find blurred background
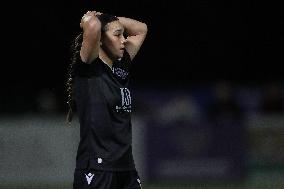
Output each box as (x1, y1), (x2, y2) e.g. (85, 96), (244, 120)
(1, 0), (284, 188)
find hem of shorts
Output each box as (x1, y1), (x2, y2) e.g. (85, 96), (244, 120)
(75, 165), (136, 172)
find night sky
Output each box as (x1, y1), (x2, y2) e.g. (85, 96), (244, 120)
(2, 0), (284, 112)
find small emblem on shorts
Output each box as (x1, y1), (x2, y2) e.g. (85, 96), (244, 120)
(98, 158), (103, 164)
(85, 173), (94, 185)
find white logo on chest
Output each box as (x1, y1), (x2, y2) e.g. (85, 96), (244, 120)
(116, 88), (132, 113)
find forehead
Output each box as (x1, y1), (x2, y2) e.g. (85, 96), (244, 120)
(106, 21), (124, 32)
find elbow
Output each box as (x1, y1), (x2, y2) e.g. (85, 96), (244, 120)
(141, 22), (148, 35)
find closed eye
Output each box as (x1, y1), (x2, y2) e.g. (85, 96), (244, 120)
(113, 29), (124, 36)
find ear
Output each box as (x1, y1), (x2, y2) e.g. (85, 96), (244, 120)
(100, 41), (102, 46)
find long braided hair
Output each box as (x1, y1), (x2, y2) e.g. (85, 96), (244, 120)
(66, 32), (83, 123)
(66, 13), (119, 124)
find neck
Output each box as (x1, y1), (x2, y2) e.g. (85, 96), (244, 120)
(99, 48), (113, 69)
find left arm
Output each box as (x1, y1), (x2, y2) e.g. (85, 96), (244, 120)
(117, 17), (148, 60)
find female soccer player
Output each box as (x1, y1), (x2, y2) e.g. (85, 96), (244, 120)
(66, 10), (147, 189)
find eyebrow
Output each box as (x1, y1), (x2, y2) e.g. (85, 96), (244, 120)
(113, 29), (124, 34)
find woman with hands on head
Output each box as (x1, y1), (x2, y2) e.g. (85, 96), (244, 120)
(66, 10), (147, 189)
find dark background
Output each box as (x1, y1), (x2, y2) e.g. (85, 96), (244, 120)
(1, 1), (284, 187)
(2, 0), (284, 113)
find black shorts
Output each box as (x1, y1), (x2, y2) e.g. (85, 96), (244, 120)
(73, 169), (142, 189)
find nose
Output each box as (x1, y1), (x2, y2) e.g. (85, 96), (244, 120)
(121, 36), (127, 44)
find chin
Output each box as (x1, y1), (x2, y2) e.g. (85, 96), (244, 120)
(117, 53), (124, 59)
(113, 50), (124, 60)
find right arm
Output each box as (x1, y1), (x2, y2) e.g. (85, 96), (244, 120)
(80, 11), (101, 64)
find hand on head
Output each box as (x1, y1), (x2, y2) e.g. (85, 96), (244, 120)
(80, 11), (103, 28)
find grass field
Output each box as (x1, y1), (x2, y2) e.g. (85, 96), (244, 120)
(0, 184), (283, 189)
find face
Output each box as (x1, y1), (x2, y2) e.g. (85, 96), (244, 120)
(101, 21), (127, 60)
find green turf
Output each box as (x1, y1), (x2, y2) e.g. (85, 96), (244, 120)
(0, 184), (283, 189)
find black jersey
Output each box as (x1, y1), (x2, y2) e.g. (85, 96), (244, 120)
(73, 51), (135, 171)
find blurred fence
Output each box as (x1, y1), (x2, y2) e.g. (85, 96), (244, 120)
(0, 115), (78, 186)
(1, 83), (284, 187)
(0, 114), (145, 187)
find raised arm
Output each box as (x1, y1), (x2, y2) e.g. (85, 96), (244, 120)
(117, 17), (148, 60)
(80, 11), (102, 64)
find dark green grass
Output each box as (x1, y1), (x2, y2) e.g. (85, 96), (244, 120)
(0, 184), (282, 189)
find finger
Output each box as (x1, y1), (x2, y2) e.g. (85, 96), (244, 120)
(84, 16), (91, 22)
(84, 11), (92, 17)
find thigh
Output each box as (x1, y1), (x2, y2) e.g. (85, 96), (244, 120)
(73, 169), (114, 189)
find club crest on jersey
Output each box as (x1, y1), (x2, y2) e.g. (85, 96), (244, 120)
(112, 67), (129, 80)
(116, 88), (131, 113)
